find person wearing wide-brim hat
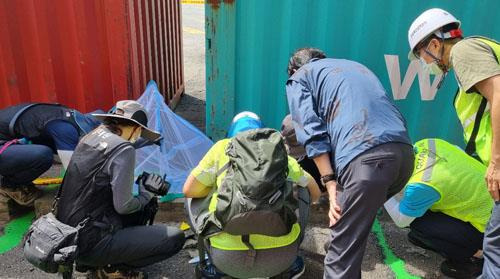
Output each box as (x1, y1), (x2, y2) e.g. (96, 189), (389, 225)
(56, 100), (185, 278)
(92, 100), (162, 143)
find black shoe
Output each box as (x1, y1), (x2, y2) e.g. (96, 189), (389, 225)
(195, 263), (226, 279)
(440, 258), (483, 279)
(94, 268), (147, 279)
(75, 264), (93, 273)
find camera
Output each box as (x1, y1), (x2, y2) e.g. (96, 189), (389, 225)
(136, 172), (170, 196)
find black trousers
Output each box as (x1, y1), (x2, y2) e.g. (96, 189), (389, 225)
(78, 200), (185, 269)
(78, 224), (185, 268)
(409, 211), (484, 263)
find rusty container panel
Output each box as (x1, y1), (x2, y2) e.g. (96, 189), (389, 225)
(0, 0), (184, 112)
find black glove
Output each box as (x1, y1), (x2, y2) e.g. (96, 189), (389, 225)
(137, 172), (170, 196)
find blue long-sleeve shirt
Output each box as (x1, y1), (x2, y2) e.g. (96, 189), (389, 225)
(286, 58), (411, 175)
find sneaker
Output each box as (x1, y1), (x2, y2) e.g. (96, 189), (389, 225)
(0, 184), (42, 206)
(0, 193), (9, 224)
(273, 256), (305, 279)
(440, 258), (483, 279)
(75, 263), (93, 273)
(195, 262), (226, 279)
(93, 268), (147, 279)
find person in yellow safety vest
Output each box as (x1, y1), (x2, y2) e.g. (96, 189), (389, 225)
(408, 8), (500, 278)
(183, 111), (321, 279)
(384, 139), (493, 278)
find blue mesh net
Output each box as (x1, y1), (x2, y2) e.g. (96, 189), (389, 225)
(134, 81), (213, 201)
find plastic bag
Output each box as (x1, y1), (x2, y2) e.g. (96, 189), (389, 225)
(135, 81), (213, 201)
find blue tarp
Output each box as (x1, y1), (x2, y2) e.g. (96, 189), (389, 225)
(134, 81), (213, 201)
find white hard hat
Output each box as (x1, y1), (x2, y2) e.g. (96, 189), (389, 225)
(232, 111), (260, 123)
(408, 8), (461, 60)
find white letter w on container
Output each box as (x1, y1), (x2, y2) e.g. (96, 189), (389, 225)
(385, 55), (443, 101)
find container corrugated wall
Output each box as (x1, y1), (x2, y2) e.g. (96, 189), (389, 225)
(205, 0), (500, 145)
(0, 0), (184, 112)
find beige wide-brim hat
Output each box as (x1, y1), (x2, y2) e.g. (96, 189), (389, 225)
(92, 100), (161, 142)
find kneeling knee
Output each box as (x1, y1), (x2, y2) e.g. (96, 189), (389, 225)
(159, 226), (186, 253)
(34, 146), (54, 170)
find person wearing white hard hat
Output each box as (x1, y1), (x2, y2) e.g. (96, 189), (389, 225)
(408, 8), (500, 279)
(226, 111), (264, 137)
(183, 111), (320, 278)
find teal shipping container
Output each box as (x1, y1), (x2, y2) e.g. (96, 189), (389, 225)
(205, 0), (500, 145)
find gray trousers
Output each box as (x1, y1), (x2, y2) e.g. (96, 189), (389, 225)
(77, 224), (185, 268)
(324, 143), (414, 279)
(481, 201), (500, 279)
(209, 239), (299, 278)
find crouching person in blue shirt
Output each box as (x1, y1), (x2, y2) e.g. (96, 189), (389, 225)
(286, 48), (414, 278)
(0, 103), (101, 208)
(384, 138), (492, 279)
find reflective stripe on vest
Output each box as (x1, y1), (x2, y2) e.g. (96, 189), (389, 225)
(454, 37), (500, 165)
(408, 139), (493, 232)
(210, 223), (301, 251)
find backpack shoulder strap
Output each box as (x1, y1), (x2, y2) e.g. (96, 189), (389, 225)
(241, 235), (257, 267)
(464, 97), (488, 158)
(8, 104), (39, 137)
(8, 103), (66, 138)
(216, 162), (230, 177)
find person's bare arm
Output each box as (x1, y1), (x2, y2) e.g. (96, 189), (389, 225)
(476, 74), (500, 201)
(183, 174), (211, 198)
(313, 153), (341, 226)
(305, 172), (321, 203)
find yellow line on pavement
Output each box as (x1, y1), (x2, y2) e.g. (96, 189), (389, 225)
(33, 177), (63, 185)
(183, 26), (205, 35)
(182, 0), (205, 4)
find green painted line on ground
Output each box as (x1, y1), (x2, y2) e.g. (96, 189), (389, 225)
(0, 204), (420, 278)
(0, 212), (34, 254)
(372, 218), (420, 279)
(160, 193), (184, 203)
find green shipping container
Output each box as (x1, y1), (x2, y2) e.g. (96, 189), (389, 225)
(205, 0), (500, 145)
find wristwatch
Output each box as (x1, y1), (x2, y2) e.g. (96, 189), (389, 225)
(320, 174), (336, 186)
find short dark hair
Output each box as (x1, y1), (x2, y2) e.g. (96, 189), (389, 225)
(287, 47), (326, 77)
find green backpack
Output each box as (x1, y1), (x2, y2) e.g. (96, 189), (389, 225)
(199, 128), (298, 241)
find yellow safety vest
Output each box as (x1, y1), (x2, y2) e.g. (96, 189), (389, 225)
(408, 139), (493, 232)
(202, 139), (301, 251)
(454, 37), (500, 165)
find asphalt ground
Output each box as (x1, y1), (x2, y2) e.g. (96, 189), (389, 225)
(0, 3), (451, 279)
